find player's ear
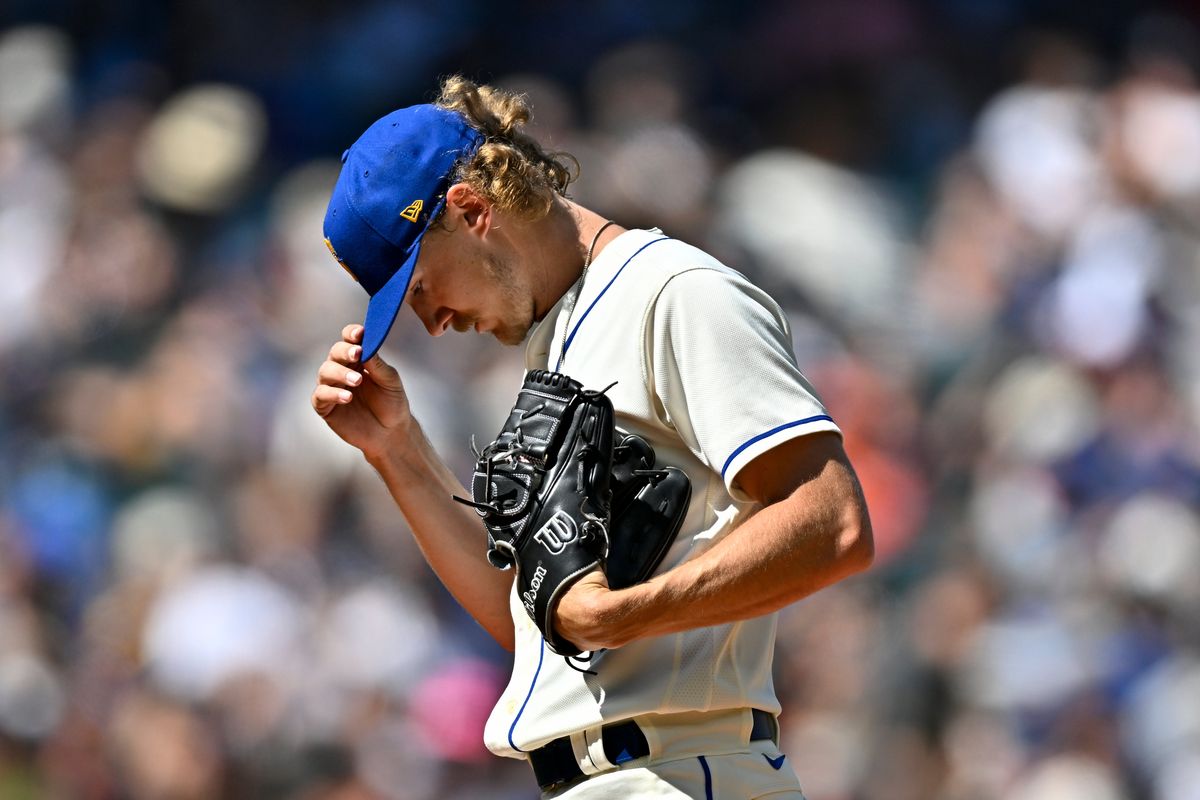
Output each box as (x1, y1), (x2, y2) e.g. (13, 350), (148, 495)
(445, 183), (494, 239)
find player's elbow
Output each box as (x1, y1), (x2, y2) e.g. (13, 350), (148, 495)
(832, 491), (874, 577)
(839, 512), (874, 575)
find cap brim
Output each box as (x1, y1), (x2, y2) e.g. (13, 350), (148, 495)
(359, 242), (420, 363)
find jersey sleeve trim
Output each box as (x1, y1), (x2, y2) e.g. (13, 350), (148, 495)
(721, 414), (839, 481)
(557, 235), (671, 370)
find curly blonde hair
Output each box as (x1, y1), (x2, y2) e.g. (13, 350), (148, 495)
(434, 75), (578, 220)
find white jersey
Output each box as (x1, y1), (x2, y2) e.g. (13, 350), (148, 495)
(483, 228), (841, 759)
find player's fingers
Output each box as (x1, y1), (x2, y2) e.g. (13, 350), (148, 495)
(311, 384), (353, 417)
(327, 340), (362, 367)
(318, 359), (363, 389)
(361, 350), (403, 390)
(333, 324), (403, 392)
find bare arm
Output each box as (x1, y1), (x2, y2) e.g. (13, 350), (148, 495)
(554, 431), (873, 650)
(313, 325), (515, 650)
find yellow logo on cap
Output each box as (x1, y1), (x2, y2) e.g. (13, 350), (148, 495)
(325, 237), (359, 282)
(400, 199), (423, 223)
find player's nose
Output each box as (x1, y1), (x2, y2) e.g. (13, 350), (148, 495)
(422, 307), (453, 336)
(407, 290), (451, 336)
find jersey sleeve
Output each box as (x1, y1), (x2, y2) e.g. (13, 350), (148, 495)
(648, 267), (841, 501)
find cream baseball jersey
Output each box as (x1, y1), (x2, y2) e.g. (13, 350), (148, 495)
(483, 228), (841, 758)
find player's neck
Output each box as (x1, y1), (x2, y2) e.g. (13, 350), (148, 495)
(569, 201), (625, 278)
(517, 198), (625, 319)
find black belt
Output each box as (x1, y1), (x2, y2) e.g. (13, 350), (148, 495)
(529, 709), (778, 793)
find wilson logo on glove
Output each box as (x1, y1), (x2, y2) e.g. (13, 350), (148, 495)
(522, 564), (548, 616)
(533, 510), (578, 553)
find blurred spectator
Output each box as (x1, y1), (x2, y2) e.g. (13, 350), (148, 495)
(2, 4), (1200, 798)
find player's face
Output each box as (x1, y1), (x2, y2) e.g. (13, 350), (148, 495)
(406, 228), (537, 345)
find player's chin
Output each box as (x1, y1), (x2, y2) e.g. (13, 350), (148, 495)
(491, 321), (531, 346)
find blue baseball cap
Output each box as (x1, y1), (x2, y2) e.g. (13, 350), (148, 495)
(323, 104), (485, 361)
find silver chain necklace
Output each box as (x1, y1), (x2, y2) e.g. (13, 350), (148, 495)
(557, 220), (616, 367)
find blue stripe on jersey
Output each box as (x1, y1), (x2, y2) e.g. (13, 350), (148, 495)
(507, 638), (546, 753)
(699, 755), (713, 799)
(720, 415), (835, 480)
(556, 236), (670, 370)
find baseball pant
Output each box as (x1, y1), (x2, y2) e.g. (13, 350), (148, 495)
(541, 709), (806, 799)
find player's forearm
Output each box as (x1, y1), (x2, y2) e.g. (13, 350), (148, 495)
(367, 427), (516, 650)
(644, 494), (869, 633)
(601, 460), (872, 647)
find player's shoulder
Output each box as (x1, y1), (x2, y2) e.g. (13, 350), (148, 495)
(616, 228), (750, 295)
(645, 236), (782, 315)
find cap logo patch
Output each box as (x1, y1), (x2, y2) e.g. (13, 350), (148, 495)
(325, 237), (359, 282)
(400, 199), (423, 223)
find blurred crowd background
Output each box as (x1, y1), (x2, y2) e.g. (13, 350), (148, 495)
(3, 1), (1200, 798)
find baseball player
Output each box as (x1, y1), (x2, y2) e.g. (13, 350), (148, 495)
(312, 76), (873, 798)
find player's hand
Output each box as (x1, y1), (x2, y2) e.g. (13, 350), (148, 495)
(553, 571), (631, 652)
(311, 324), (414, 463)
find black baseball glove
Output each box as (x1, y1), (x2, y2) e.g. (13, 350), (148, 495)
(455, 370), (690, 657)
(606, 434), (691, 590)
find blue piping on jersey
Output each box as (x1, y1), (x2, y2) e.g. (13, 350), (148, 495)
(556, 236), (670, 370)
(698, 755), (713, 799)
(508, 638), (546, 753)
(721, 415), (835, 480)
